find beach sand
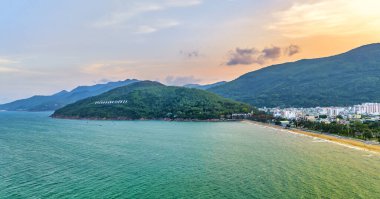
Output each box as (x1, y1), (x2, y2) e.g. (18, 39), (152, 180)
(244, 120), (380, 154)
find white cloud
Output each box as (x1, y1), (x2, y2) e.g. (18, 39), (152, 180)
(93, 4), (163, 28)
(165, 75), (201, 86)
(270, 0), (380, 38)
(0, 57), (21, 73)
(0, 66), (20, 73)
(135, 26), (158, 34)
(134, 20), (180, 34)
(0, 57), (18, 65)
(164, 0), (202, 7)
(82, 60), (139, 79)
(93, 0), (201, 29)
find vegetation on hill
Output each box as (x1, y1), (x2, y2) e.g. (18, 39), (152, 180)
(52, 81), (254, 120)
(184, 81), (227, 90)
(209, 43), (380, 107)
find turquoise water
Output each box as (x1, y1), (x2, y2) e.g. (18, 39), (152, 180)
(0, 112), (379, 198)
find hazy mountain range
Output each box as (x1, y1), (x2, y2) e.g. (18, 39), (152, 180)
(2, 43), (380, 110)
(0, 79), (225, 111)
(0, 79), (139, 111)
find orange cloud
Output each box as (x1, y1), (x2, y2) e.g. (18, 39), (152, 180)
(270, 0), (380, 38)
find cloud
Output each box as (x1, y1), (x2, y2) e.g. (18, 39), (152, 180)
(135, 26), (158, 34)
(226, 48), (262, 65)
(284, 45), (300, 56)
(0, 57), (22, 73)
(261, 46), (281, 60)
(82, 60), (138, 78)
(165, 0), (202, 7)
(179, 50), (200, 59)
(0, 57), (18, 65)
(269, 0), (380, 38)
(93, 4), (163, 28)
(135, 20), (180, 34)
(165, 75), (201, 86)
(93, 0), (202, 29)
(226, 45), (300, 66)
(0, 66), (21, 73)
(0, 66), (42, 74)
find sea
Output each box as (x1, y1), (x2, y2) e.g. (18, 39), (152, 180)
(1, 111), (379, 198)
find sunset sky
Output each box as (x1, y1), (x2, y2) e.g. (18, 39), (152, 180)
(1, 0), (380, 103)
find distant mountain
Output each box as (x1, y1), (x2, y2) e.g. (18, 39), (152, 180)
(209, 43), (380, 107)
(0, 79), (139, 111)
(52, 81), (253, 120)
(184, 81), (227, 90)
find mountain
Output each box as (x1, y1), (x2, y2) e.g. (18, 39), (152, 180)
(209, 43), (380, 108)
(52, 81), (253, 120)
(184, 81), (227, 90)
(0, 79), (139, 111)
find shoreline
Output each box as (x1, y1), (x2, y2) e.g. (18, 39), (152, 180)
(51, 115), (242, 122)
(244, 120), (380, 154)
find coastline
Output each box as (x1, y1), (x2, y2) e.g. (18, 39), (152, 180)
(244, 120), (380, 154)
(51, 115), (242, 122)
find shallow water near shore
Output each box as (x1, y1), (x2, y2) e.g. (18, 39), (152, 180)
(1, 112), (379, 198)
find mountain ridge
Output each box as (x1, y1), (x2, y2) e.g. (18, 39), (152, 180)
(209, 43), (380, 107)
(0, 79), (139, 111)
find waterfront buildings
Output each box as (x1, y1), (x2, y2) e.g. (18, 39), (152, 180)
(354, 103), (380, 115)
(260, 103), (380, 122)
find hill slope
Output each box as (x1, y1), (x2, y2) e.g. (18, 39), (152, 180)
(184, 81), (227, 90)
(52, 81), (253, 120)
(0, 79), (139, 111)
(209, 43), (380, 107)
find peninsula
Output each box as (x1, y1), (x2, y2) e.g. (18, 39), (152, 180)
(52, 81), (254, 120)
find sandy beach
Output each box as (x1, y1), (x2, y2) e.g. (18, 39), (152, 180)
(244, 120), (380, 154)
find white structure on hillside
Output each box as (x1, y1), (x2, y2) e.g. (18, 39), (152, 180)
(94, 100), (128, 105)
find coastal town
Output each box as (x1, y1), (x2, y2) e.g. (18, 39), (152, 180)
(259, 103), (380, 124)
(253, 103), (380, 143)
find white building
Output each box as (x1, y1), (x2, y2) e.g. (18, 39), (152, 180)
(354, 103), (380, 115)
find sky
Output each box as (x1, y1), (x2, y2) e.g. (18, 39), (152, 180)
(1, 0), (380, 103)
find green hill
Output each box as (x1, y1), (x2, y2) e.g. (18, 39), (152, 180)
(52, 81), (254, 120)
(209, 43), (380, 107)
(184, 81), (227, 90)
